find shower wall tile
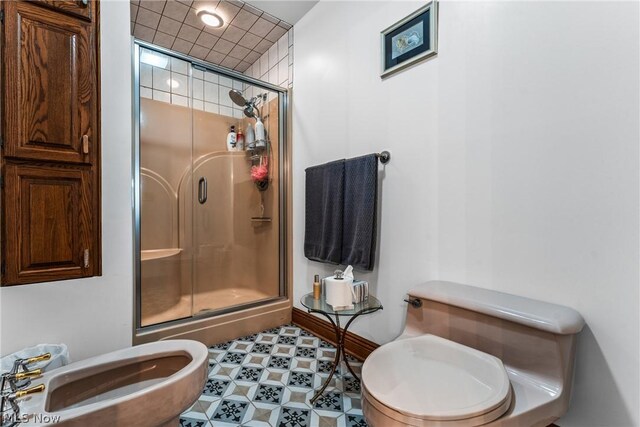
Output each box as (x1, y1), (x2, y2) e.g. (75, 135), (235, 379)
(193, 78), (204, 100)
(242, 29), (293, 89)
(140, 47), (250, 117)
(204, 71), (218, 83)
(172, 72), (189, 96)
(141, 86), (153, 99)
(153, 89), (171, 103)
(172, 94), (189, 107)
(171, 57), (189, 75)
(219, 75), (233, 88)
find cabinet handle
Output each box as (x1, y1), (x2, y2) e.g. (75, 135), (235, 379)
(83, 249), (90, 268)
(198, 177), (207, 204)
(82, 135), (89, 154)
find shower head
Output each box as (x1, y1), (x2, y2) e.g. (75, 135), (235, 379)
(229, 89), (263, 120)
(229, 89), (248, 107)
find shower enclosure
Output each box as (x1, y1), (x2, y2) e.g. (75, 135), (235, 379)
(132, 41), (289, 339)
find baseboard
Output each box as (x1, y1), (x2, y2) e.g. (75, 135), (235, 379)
(292, 307), (379, 361)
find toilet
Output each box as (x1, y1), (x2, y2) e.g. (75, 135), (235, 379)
(19, 340), (208, 427)
(361, 281), (585, 427)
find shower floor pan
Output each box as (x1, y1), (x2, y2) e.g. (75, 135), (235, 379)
(141, 288), (273, 327)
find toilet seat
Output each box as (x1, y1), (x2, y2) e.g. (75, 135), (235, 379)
(362, 334), (512, 426)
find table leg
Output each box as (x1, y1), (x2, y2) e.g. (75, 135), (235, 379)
(340, 313), (363, 380)
(309, 312), (342, 405)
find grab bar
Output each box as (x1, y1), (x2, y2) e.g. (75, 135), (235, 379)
(198, 177), (207, 204)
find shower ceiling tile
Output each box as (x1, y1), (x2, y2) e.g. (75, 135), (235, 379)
(231, 9), (259, 31)
(221, 25), (245, 43)
(254, 38), (272, 55)
(235, 61), (251, 73)
(164, 1), (191, 21)
(131, 0), (293, 72)
(190, 44), (211, 60)
(215, 1), (242, 22)
(177, 24), (201, 42)
(134, 24), (156, 42)
(154, 31), (176, 49)
(238, 32), (260, 50)
(221, 56), (241, 70)
(228, 44), (250, 60)
(213, 38), (235, 55)
(139, 0), (166, 14)
(205, 50), (227, 64)
(182, 10), (206, 30)
(137, 7), (162, 28)
(248, 17), (276, 38)
(243, 50), (260, 64)
(196, 31), (219, 47)
(172, 38), (194, 55)
(265, 25), (287, 43)
(158, 16), (182, 35)
(130, 3), (139, 20)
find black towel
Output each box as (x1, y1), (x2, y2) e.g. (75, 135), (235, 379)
(341, 154), (378, 270)
(304, 160), (345, 264)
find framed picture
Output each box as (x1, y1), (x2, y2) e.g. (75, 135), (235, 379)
(381, 1), (438, 78)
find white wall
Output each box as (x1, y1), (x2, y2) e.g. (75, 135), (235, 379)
(0, 1), (133, 362)
(292, 2), (639, 426)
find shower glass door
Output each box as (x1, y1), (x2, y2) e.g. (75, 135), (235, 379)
(135, 43), (286, 328)
(191, 69), (282, 316)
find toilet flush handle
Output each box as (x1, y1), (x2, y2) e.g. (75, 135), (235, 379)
(404, 297), (423, 308)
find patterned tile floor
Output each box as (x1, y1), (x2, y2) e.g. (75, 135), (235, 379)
(180, 324), (368, 427)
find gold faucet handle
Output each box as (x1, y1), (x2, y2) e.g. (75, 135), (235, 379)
(14, 384), (45, 399)
(24, 353), (51, 366)
(13, 369), (42, 380)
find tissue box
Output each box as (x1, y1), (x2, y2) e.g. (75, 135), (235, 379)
(351, 280), (369, 304)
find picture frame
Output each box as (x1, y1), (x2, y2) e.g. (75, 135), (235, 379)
(380, 1), (438, 78)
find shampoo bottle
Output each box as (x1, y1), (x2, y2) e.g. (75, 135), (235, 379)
(226, 125), (237, 151)
(245, 123), (256, 151)
(236, 129), (245, 151)
(255, 118), (266, 149)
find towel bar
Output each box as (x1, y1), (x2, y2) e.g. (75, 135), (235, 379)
(376, 151), (391, 164)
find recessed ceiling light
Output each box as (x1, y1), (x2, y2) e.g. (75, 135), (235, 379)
(140, 50), (168, 68)
(197, 10), (223, 28)
(166, 78), (180, 89)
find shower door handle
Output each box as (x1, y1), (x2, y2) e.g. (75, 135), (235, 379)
(198, 177), (208, 204)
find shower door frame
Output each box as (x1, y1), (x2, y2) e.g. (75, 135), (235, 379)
(131, 40), (290, 335)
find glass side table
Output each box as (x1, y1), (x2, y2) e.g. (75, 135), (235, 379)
(300, 293), (383, 404)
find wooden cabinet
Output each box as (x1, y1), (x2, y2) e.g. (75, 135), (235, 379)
(2, 1), (97, 165)
(3, 163), (96, 284)
(33, 1), (94, 21)
(1, 1), (101, 286)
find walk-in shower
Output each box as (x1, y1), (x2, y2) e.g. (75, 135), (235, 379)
(132, 41), (290, 344)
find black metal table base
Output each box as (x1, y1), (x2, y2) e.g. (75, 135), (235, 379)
(308, 310), (364, 405)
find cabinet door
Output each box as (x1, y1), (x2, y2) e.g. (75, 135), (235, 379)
(3, 163), (95, 285)
(2, 1), (97, 164)
(33, 1), (94, 21)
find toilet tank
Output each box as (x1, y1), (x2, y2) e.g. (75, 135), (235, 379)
(402, 281), (585, 421)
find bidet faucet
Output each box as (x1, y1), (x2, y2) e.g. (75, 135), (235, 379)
(1, 384), (46, 427)
(1, 353), (50, 426)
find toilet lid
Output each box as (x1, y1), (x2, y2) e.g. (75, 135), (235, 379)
(362, 334), (511, 421)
